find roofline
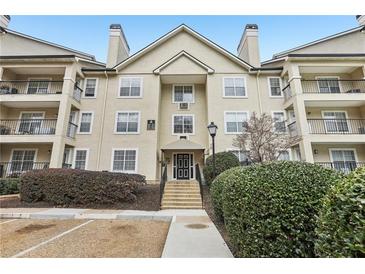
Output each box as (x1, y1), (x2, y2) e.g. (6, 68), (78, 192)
(4, 28), (97, 61)
(250, 66), (283, 71)
(82, 68), (115, 72)
(287, 53), (365, 58)
(153, 50), (215, 74)
(113, 24), (253, 71)
(0, 54), (77, 59)
(272, 25), (365, 59)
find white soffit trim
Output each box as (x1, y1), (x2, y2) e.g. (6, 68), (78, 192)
(114, 24), (253, 71)
(153, 50), (215, 75)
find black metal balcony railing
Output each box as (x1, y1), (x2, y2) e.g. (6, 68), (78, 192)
(66, 122), (78, 138)
(0, 161), (50, 178)
(302, 79), (365, 94)
(0, 80), (64, 95)
(316, 162), (365, 174)
(308, 119), (365, 134)
(282, 84), (292, 101)
(73, 84), (83, 102)
(0, 119), (57, 135)
(62, 163), (72, 168)
(287, 121), (298, 137)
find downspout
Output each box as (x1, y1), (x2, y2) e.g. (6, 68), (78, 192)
(255, 70), (263, 115)
(96, 71), (109, 169)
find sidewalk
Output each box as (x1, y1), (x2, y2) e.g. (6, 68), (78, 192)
(0, 207), (233, 258)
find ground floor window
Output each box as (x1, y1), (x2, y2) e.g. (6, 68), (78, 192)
(330, 149), (357, 173)
(112, 149), (137, 173)
(278, 150), (290, 161)
(10, 150), (36, 173)
(229, 150), (250, 164)
(74, 149), (88, 170)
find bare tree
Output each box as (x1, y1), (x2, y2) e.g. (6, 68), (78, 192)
(233, 112), (301, 163)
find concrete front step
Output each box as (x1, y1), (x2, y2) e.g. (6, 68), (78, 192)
(162, 199), (202, 204)
(161, 206), (202, 209)
(163, 194), (201, 198)
(161, 202), (202, 207)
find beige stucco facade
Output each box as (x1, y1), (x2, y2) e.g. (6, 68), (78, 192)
(1, 19), (364, 180)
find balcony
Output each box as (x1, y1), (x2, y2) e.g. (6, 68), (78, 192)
(287, 121), (298, 137)
(0, 119), (57, 135)
(66, 122), (78, 138)
(73, 84), (83, 102)
(0, 80), (63, 95)
(0, 161), (50, 178)
(316, 161), (365, 174)
(308, 119), (365, 135)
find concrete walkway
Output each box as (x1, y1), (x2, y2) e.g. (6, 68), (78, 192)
(0, 207), (233, 258)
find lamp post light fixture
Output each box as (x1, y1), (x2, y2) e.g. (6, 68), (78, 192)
(207, 122), (218, 177)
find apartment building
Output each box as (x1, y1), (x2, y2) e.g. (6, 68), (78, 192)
(1, 15), (364, 182)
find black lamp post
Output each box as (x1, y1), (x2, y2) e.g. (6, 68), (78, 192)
(207, 122), (218, 177)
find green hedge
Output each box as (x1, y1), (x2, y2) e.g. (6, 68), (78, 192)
(203, 151), (240, 186)
(220, 161), (343, 257)
(315, 167), (365, 257)
(20, 168), (146, 206)
(0, 178), (20, 195)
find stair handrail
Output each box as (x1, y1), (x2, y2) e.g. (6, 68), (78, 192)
(195, 163), (203, 206)
(159, 163), (168, 206)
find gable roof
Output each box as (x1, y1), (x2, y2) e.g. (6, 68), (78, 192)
(263, 25), (365, 65)
(113, 24), (253, 71)
(153, 50), (215, 75)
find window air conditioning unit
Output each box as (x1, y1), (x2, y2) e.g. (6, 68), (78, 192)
(178, 102), (190, 110)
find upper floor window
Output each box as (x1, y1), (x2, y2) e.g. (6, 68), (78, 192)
(173, 85), (194, 103)
(272, 111), (286, 133)
(119, 77), (142, 97)
(84, 78), (97, 98)
(27, 79), (50, 94)
(316, 77), (340, 93)
(223, 77), (246, 97)
(74, 149), (88, 170)
(112, 149), (138, 173)
(224, 111), (249, 134)
(268, 77), (282, 97)
(278, 150), (290, 161)
(173, 115), (194, 134)
(78, 112), (93, 134)
(115, 111), (140, 134)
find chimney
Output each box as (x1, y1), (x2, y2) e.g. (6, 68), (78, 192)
(356, 15), (365, 26)
(0, 15), (10, 28)
(237, 24), (261, 67)
(106, 24), (130, 68)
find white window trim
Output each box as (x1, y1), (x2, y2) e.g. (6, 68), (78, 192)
(8, 148), (38, 175)
(268, 77), (283, 98)
(118, 76), (143, 98)
(171, 152), (194, 180)
(171, 114), (195, 136)
(82, 78), (98, 99)
(73, 148), (89, 170)
(224, 111), (250, 135)
(27, 77), (52, 94)
(321, 110), (351, 133)
(172, 84), (195, 104)
(222, 76), (248, 98)
(110, 148), (139, 173)
(114, 111), (141, 135)
(315, 76), (342, 93)
(329, 148), (358, 163)
(77, 111), (94, 134)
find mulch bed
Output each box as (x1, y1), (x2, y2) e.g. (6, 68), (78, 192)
(202, 185), (236, 256)
(0, 184), (160, 211)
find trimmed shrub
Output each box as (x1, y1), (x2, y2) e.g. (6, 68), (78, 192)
(221, 161), (343, 257)
(203, 151), (240, 186)
(315, 167), (365, 257)
(20, 168), (145, 206)
(0, 178), (20, 195)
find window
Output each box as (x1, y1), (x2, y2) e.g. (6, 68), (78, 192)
(230, 150), (250, 164)
(173, 115), (194, 134)
(223, 77), (246, 97)
(78, 112), (93, 134)
(27, 79), (50, 94)
(278, 151), (290, 161)
(322, 111), (349, 133)
(224, 111), (249, 134)
(17, 112), (44, 134)
(317, 77), (340, 93)
(84, 78), (97, 98)
(173, 85), (194, 103)
(115, 112), (140, 134)
(330, 149), (357, 173)
(272, 112), (286, 133)
(74, 149), (88, 170)
(268, 77), (282, 97)
(119, 77), (142, 97)
(112, 149), (137, 173)
(10, 150), (36, 174)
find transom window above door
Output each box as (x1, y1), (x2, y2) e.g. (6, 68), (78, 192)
(115, 111), (140, 134)
(173, 115), (194, 134)
(119, 77), (142, 97)
(317, 77), (341, 93)
(27, 79), (50, 94)
(173, 85), (194, 103)
(224, 111), (249, 134)
(223, 77), (246, 97)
